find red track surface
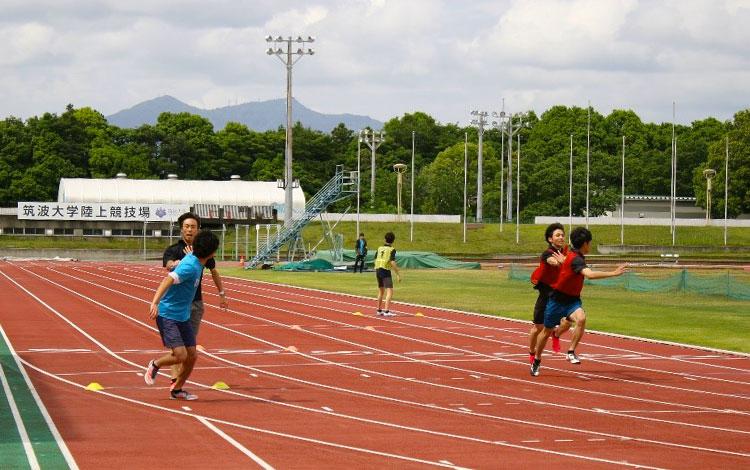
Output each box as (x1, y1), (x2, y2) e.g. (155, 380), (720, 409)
(1, 260), (749, 469)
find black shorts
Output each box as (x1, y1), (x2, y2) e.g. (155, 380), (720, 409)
(156, 316), (196, 349)
(533, 283), (553, 325)
(376, 268), (393, 288)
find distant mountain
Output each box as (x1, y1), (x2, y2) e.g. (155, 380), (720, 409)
(106, 95), (384, 132)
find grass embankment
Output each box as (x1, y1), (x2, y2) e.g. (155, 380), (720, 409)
(222, 267), (750, 354)
(2, 222), (749, 259)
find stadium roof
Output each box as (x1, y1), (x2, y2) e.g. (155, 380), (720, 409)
(57, 174), (306, 210)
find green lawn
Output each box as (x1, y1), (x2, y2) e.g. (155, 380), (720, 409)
(221, 267), (750, 354)
(3, 221), (750, 259)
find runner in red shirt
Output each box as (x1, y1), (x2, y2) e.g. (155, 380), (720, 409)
(531, 227), (627, 377)
(528, 223), (568, 364)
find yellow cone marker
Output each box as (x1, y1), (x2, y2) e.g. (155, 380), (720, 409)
(211, 381), (230, 390)
(415, 312), (424, 317)
(85, 382), (103, 391)
(196, 344), (206, 352)
(287, 345), (298, 352)
(353, 311), (363, 316)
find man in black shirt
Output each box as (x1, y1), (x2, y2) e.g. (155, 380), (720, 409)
(163, 212), (228, 386)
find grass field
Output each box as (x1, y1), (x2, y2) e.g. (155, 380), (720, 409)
(222, 266), (750, 354)
(2, 221), (750, 259)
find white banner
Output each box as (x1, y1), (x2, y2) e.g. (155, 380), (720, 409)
(17, 202), (190, 222)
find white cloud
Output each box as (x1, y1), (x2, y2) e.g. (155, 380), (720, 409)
(0, 0), (748, 125)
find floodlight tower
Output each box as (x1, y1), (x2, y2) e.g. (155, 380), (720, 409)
(266, 34), (315, 226)
(703, 168), (716, 224)
(470, 110), (488, 222)
(361, 129), (385, 208)
(492, 110), (525, 222)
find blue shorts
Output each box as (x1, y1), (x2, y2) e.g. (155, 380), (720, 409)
(543, 298), (582, 329)
(376, 268), (393, 288)
(156, 316), (196, 349)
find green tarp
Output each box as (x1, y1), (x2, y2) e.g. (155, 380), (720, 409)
(315, 249), (480, 270)
(274, 250), (481, 271)
(273, 258), (336, 271)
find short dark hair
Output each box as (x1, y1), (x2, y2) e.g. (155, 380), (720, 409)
(359, 233), (365, 237)
(384, 232), (395, 244)
(192, 230), (219, 258)
(569, 226), (592, 249)
(178, 212), (201, 228)
(544, 222), (564, 244)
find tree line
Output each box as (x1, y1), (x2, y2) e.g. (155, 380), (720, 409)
(1, 104), (748, 220)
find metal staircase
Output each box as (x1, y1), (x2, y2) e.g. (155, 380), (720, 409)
(246, 165), (358, 268)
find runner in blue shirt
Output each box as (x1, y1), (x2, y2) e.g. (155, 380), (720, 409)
(144, 230), (220, 400)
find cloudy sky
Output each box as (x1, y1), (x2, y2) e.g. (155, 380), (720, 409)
(1, 0), (749, 126)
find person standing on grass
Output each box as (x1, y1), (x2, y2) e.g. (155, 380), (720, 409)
(531, 226), (627, 377)
(528, 223), (569, 364)
(145, 230), (220, 400)
(353, 232), (368, 273)
(163, 212), (227, 387)
(374, 231), (401, 317)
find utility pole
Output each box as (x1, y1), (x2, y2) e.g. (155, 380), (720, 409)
(493, 110), (524, 221)
(265, 34), (315, 226)
(361, 129), (385, 208)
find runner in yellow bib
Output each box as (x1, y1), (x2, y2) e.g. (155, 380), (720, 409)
(374, 232), (401, 316)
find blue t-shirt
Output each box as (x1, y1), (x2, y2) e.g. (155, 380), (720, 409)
(158, 253), (204, 321)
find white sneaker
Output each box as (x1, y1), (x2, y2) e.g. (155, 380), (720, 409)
(566, 352), (581, 364)
(382, 311), (396, 317)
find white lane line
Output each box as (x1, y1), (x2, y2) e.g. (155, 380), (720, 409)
(0, 361), (40, 470)
(197, 416), (275, 470)
(13, 267), (676, 469)
(53, 264), (750, 445)
(555, 439), (574, 442)
(477, 403), (493, 406)
(182, 406), (192, 411)
(37, 265), (750, 457)
(223, 274), (750, 378)
(0, 325), (79, 470)
(322, 406), (334, 412)
(16, 358), (487, 470)
(458, 408), (472, 413)
(83, 264), (750, 404)
(521, 440), (540, 443)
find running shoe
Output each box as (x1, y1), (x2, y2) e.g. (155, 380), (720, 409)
(551, 333), (561, 353)
(170, 389), (198, 400)
(144, 360), (159, 385)
(376, 310), (383, 316)
(530, 359), (541, 377)
(566, 352), (581, 364)
(382, 311), (396, 317)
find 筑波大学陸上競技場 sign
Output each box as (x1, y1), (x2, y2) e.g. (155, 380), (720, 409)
(17, 202), (190, 222)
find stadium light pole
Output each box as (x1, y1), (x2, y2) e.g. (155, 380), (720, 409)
(516, 129), (522, 244)
(266, 34), (315, 227)
(463, 133), (468, 243)
(724, 136), (729, 245)
(356, 131), (362, 237)
(621, 136), (625, 245)
(361, 129), (385, 208)
(670, 101), (677, 245)
(410, 130), (415, 242)
(586, 101), (591, 227)
(494, 110), (524, 222)
(569, 134), (574, 233)
(491, 102), (507, 232)
(470, 110), (488, 223)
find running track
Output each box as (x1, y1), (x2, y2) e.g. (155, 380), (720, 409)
(1, 260), (749, 469)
